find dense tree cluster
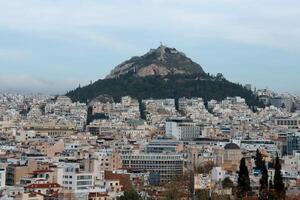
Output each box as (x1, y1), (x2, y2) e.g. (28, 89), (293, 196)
(244, 151), (286, 200)
(118, 189), (140, 200)
(273, 153), (285, 199)
(67, 74), (263, 108)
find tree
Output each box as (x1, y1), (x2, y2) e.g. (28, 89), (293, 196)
(269, 179), (273, 189)
(260, 160), (268, 189)
(222, 177), (234, 189)
(237, 157), (251, 197)
(196, 161), (214, 174)
(274, 153), (285, 199)
(259, 160), (269, 200)
(164, 182), (180, 200)
(195, 189), (210, 200)
(66, 74), (264, 108)
(184, 171), (195, 199)
(255, 149), (264, 171)
(119, 189), (140, 200)
(268, 179), (278, 200)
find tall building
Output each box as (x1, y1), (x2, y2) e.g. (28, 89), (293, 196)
(121, 153), (183, 183)
(57, 162), (94, 191)
(145, 139), (182, 153)
(287, 133), (300, 155)
(165, 118), (202, 140)
(271, 95), (294, 111)
(6, 159), (38, 186)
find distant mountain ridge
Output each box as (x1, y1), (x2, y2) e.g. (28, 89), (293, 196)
(106, 44), (205, 79)
(67, 45), (262, 108)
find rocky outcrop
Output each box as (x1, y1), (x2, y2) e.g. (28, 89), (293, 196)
(106, 44), (205, 79)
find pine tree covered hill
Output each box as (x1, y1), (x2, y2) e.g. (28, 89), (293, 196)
(66, 45), (262, 107)
(66, 73), (261, 107)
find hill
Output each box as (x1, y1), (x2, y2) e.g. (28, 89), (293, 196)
(66, 45), (262, 107)
(106, 44), (205, 79)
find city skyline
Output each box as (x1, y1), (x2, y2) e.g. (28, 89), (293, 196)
(0, 0), (299, 95)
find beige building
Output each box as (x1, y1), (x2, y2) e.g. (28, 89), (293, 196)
(6, 159), (38, 186)
(24, 183), (62, 198)
(222, 143), (243, 172)
(15, 192), (44, 200)
(88, 192), (111, 200)
(96, 149), (122, 171)
(39, 140), (65, 157)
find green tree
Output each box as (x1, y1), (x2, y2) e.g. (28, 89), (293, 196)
(255, 149), (264, 171)
(119, 189), (140, 200)
(259, 160), (268, 200)
(237, 157), (251, 197)
(269, 179), (273, 189)
(274, 153), (285, 199)
(66, 74), (264, 108)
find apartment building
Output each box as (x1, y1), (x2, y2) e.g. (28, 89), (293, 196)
(121, 153), (183, 183)
(165, 118), (202, 140)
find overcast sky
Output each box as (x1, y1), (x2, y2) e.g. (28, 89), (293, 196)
(0, 0), (299, 95)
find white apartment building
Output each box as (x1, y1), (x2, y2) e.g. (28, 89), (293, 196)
(239, 139), (280, 157)
(165, 118), (202, 140)
(283, 150), (300, 176)
(0, 168), (6, 189)
(57, 162), (94, 191)
(211, 167), (226, 182)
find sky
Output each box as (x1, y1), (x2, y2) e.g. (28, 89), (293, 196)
(0, 0), (299, 95)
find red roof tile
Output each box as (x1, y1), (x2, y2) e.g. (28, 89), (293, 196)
(104, 171), (132, 191)
(25, 183), (61, 189)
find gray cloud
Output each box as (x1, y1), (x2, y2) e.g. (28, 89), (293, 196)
(0, 0), (299, 52)
(0, 0), (299, 94)
(0, 75), (84, 94)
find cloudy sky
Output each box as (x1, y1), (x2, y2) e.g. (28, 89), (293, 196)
(0, 0), (299, 94)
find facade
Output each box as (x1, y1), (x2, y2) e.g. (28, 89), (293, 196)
(6, 160), (38, 186)
(274, 117), (300, 129)
(121, 153), (183, 183)
(165, 118), (202, 140)
(211, 167), (225, 182)
(58, 162), (94, 191)
(287, 133), (300, 155)
(88, 192), (111, 200)
(24, 183), (62, 198)
(240, 139), (280, 157)
(194, 173), (211, 190)
(282, 151), (300, 176)
(145, 139), (182, 153)
(97, 148), (122, 171)
(0, 168), (6, 189)
(223, 143), (243, 172)
(271, 95), (294, 111)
